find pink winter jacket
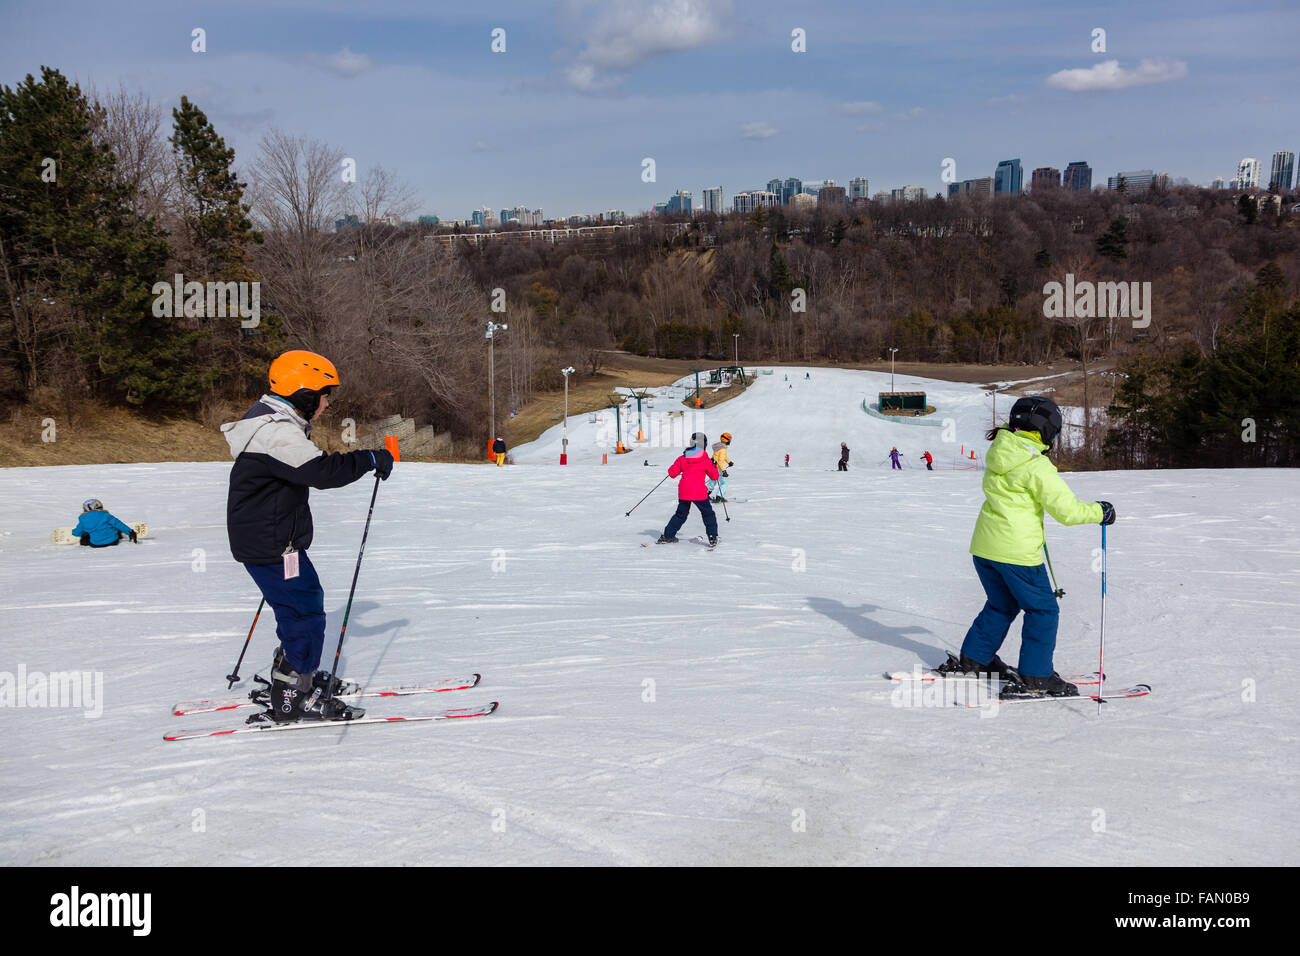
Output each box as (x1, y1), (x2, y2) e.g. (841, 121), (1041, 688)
(668, 448), (720, 501)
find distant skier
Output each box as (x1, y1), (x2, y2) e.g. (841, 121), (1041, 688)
(222, 350), (394, 723)
(805, 372), (810, 380)
(937, 396), (1115, 697)
(708, 432), (733, 502)
(838, 443), (850, 471)
(784, 453), (790, 468)
(657, 432), (719, 548)
(921, 451), (933, 471)
(889, 447), (902, 470)
(492, 436), (507, 466)
(73, 499), (137, 547)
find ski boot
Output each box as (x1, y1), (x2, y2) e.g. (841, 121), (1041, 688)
(1003, 673), (1079, 699)
(935, 651), (1018, 682)
(708, 535), (719, 549)
(259, 660), (364, 723)
(656, 535), (679, 544)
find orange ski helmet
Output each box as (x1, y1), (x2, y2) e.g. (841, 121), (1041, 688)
(269, 350), (339, 417)
(720, 432), (733, 443)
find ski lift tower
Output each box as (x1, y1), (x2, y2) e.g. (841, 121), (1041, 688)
(629, 388), (654, 442)
(608, 395), (629, 453)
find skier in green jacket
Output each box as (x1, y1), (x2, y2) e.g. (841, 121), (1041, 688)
(938, 397), (1115, 696)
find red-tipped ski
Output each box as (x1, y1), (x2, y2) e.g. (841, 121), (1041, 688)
(888, 669), (1102, 686)
(172, 674), (481, 716)
(164, 701), (499, 740)
(963, 684), (1152, 707)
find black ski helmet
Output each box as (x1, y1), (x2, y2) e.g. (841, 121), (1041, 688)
(1008, 396), (1063, 447)
(689, 432), (707, 450)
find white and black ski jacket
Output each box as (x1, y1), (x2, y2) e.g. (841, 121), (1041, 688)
(222, 394), (377, 565)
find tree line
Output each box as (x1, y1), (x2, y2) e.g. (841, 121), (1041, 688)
(2, 66), (1296, 466)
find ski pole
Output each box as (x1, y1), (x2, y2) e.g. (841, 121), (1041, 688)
(323, 474), (382, 703)
(225, 597), (265, 688)
(1098, 523), (1107, 714)
(721, 498), (730, 523)
(625, 474), (670, 516)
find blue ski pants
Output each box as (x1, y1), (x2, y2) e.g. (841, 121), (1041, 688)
(245, 552), (326, 673)
(960, 556), (1060, 677)
(664, 499), (718, 539)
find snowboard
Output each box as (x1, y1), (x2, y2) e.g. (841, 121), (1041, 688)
(51, 522), (148, 545)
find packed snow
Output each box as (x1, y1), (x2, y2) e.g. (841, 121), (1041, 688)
(1, 368), (1296, 865)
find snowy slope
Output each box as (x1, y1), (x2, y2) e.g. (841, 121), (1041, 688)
(1, 369), (1297, 866)
(513, 367), (996, 470)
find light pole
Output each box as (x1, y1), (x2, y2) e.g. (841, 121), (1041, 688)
(486, 320), (508, 453)
(733, 333), (739, 367)
(560, 366), (575, 464)
(888, 347), (899, 396)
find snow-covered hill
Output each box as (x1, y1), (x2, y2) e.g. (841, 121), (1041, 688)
(1, 368), (1296, 865)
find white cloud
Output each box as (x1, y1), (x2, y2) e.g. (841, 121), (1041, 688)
(316, 47), (375, 78)
(740, 121), (779, 139)
(559, 0), (732, 93)
(1046, 59), (1188, 92)
(840, 100), (884, 115)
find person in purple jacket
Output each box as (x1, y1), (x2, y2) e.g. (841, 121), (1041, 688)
(889, 446), (902, 470)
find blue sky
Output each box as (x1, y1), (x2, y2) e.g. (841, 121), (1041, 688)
(2, 0), (1296, 219)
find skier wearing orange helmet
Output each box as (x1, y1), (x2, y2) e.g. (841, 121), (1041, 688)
(221, 349), (394, 724)
(708, 432), (734, 502)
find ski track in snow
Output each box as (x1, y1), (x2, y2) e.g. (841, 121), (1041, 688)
(0, 367), (1296, 865)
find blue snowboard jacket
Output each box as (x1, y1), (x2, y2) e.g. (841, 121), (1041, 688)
(72, 511), (134, 546)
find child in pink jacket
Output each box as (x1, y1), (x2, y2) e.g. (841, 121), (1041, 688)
(656, 432), (720, 546)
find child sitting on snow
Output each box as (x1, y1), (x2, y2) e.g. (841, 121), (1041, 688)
(73, 499), (137, 547)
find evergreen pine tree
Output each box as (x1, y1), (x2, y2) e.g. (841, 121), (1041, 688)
(0, 67), (204, 408)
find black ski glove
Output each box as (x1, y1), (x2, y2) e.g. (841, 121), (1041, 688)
(722, 470), (729, 477)
(129, 530), (138, 543)
(369, 449), (395, 480)
(1098, 501), (1116, 525)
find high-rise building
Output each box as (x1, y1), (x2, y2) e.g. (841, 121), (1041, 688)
(789, 192), (817, 210)
(782, 177), (803, 204)
(1063, 162), (1092, 191)
(767, 179), (784, 200)
(733, 190), (778, 213)
(889, 186), (927, 202)
(849, 177), (870, 200)
(1269, 151), (1295, 191)
(417, 215), (440, 225)
(605, 209), (626, 222)
(1032, 167), (1061, 190)
(1237, 158), (1261, 190)
(701, 187), (724, 213)
(1211, 177), (1225, 190)
(666, 190), (693, 214)
(947, 177), (994, 199)
(1107, 170), (1160, 192)
(994, 159), (1022, 196)
(818, 185), (847, 205)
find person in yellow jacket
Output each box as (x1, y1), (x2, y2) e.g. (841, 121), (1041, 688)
(708, 432), (733, 502)
(938, 397), (1115, 697)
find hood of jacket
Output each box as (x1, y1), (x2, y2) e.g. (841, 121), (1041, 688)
(983, 428), (1046, 475)
(221, 394), (310, 458)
